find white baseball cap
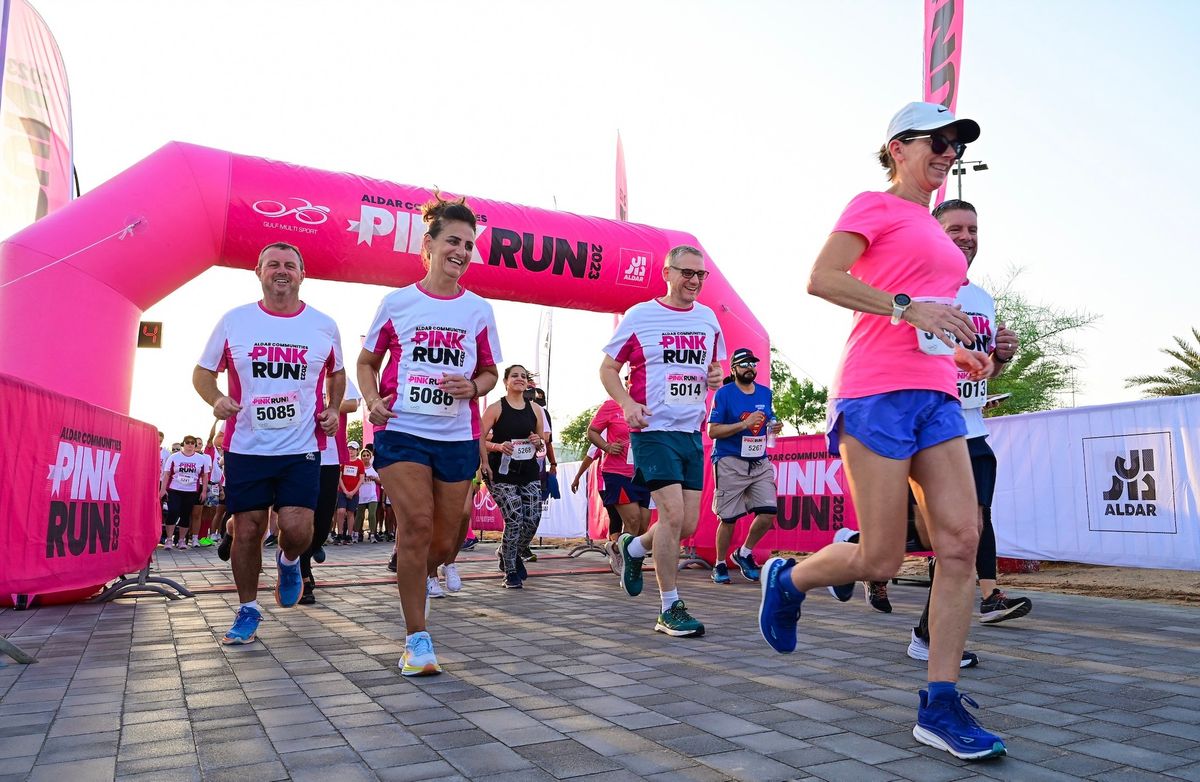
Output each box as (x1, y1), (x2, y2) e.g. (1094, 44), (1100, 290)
(348, 440), (361, 450)
(885, 101), (980, 145)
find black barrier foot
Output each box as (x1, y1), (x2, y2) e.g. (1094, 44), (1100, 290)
(677, 546), (712, 571)
(568, 537), (608, 558)
(91, 559), (194, 602)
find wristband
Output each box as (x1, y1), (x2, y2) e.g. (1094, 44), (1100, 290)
(470, 378), (479, 398)
(993, 352), (1011, 365)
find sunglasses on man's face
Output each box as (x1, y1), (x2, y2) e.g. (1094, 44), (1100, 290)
(901, 132), (966, 160)
(735, 362), (759, 370)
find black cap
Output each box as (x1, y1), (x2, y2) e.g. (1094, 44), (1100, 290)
(731, 348), (760, 366)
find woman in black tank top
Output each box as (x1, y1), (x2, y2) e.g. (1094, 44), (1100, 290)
(480, 365), (546, 588)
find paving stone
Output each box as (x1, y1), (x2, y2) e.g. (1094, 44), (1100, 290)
(27, 757), (116, 782)
(439, 740), (534, 777)
(696, 749), (806, 782)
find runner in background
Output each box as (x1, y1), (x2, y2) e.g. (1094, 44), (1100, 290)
(707, 347), (782, 584)
(194, 241), (344, 645)
(359, 193), (500, 676)
(757, 103), (1006, 760)
(197, 425), (226, 547)
(161, 436), (209, 550)
(337, 441), (365, 543)
(481, 365), (546, 589)
(588, 374), (651, 573)
(603, 245), (726, 638)
(357, 446), (381, 542)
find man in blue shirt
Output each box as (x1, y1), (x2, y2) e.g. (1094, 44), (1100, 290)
(707, 348), (783, 583)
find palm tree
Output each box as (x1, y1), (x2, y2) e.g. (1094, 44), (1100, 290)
(1125, 327), (1200, 397)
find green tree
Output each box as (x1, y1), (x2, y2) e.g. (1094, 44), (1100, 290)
(984, 267), (1099, 416)
(346, 419), (363, 446)
(559, 404), (599, 458)
(1124, 327), (1200, 397)
(770, 348), (828, 434)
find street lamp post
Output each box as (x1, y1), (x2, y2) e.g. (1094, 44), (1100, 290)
(952, 160), (989, 200)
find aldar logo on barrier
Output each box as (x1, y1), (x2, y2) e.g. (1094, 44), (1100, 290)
(618, 248), (652, 287)
(45, 428), (123, 558)
(1083, 432), (1177, 534)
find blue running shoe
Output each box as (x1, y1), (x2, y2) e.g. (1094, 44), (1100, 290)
(400, 631), (442, 676)
(274, 551), (303, 607)
(312, 546), (326, 564)
(759, 557), (803, 653)
(827, 581), (855, 602)
(914, 689), (1007, 760)
(731, 550), (761, 582)
(221, 605), (261, 645)
(711, 563), (731, 584)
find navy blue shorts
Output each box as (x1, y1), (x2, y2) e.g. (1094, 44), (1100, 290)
(372, 430), (479, 483)
(336, 493), (360, 513)
(600, 471), (651, 508)
(224, 451), (320, 514)
(826, 390), (966, 460)
(630, 431), (705, 492)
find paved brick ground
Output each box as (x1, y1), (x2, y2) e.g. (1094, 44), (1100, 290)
(1, 542), (1199, 781)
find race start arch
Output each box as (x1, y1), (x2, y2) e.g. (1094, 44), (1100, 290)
(0, 141), (766, 412)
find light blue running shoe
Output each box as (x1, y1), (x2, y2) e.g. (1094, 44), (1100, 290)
(711, 563), (732, 584)
(914, 689), (1007, 760)
(758, 557), (803, 653)
(221, 605), (261, 645)
(731, 550), (761, 581)
(274, 550), (303, 607)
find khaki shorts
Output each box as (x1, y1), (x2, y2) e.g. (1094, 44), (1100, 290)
(712, 457), (778, 521)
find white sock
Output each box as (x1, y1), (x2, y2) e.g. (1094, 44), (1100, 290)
(738, 545), (753, 558)
(628, 536), (648, 558)
(240, 600), (260, 612)
(279, 553), (299, 566)
(661, 590), (679, 613)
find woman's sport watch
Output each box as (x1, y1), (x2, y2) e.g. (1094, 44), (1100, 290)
(890, 293), (912, 325)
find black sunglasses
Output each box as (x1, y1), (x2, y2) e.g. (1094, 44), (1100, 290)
(669, 266), (710, 281)
(901, 132), (966, 160)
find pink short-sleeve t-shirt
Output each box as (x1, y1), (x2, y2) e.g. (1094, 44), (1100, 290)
(589, 399), (635, 478)
(829, 192), (967, 399)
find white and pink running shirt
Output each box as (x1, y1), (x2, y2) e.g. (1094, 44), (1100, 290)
(164, 451), (209, 493)
(603, 299), (726, 433)
(321, 377), (363, 466)
(364, 284), (501, 441)
(198, 302), (344, 456)
(955, 282), (997, 439)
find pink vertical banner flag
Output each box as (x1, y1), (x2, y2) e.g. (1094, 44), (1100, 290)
(924, 0), (964, 204)
(0, 0), (73, 240)
(615, 131), (628, 222)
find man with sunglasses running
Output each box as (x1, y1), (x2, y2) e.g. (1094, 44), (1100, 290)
(602, 245), (725, 637)
(707, 348), (783, 584)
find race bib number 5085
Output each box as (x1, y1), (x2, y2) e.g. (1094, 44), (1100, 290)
(251, 390), (301, 430)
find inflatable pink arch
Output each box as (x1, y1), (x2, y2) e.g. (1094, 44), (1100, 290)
(0, 142), (766, 412)
(0, 142), (767, 572)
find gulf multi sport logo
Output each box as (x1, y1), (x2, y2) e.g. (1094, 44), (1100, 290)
(251, 193), (656, 285)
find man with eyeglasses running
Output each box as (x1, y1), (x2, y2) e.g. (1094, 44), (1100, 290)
(707, 348), (783, 584)
(602, 245), (725, 637)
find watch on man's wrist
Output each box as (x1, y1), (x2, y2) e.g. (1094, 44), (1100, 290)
(890, 293), (912, 326)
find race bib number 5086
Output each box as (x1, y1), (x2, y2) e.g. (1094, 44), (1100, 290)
(402, 373), (459, 417)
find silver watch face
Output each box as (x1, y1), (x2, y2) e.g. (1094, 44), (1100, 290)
(894, 294), (911, 307)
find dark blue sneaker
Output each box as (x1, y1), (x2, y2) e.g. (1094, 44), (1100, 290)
(758, 557), (803, 653)
(828, 581), (855, 602)
(711, 563), (731, 584)
(274, 551), (303, 607)
(914, 690), (1007, 760)
(312, 546), (326, 564)
(460, 537), (478, 551)
(220, 605), (261, 645)
(731, 550), (761, 582)
(516, 555), (528, 582)
(616, 533), (644, 597)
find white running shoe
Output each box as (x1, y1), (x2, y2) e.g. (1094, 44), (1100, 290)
(399, 631), (442, 676)
(163, 540), (175, 550)
(176, 541), (189, 551)
(441, 564), (462, 593)
(906, 629), (979, 668)
(190, 535), (200, 547)
(427, 576), (445, 599)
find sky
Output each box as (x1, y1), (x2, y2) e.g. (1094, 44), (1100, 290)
(24, 0), (1200, 441)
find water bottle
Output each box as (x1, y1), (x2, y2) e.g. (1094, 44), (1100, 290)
(766, 418), (778, 448)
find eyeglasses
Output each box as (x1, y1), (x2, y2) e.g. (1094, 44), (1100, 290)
(901, 132), (966, 160)
(669, 266), (710, 281)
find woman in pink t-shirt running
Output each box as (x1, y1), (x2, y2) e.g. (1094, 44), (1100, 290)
(756, 102), (1007, 762)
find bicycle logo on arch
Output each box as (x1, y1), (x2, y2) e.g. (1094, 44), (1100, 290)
(252, 197), (331, 225)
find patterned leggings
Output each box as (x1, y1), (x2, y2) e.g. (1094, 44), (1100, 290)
(491, 481), (543, 575)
